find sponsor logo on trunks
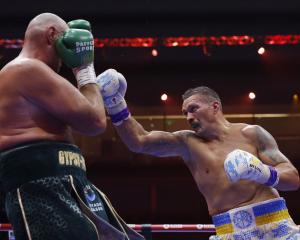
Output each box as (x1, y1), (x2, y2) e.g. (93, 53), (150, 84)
(83, 185), (104, 213)
(88, 202), (104, 213)
(84, 185), (96, 202)
(58, 151), (86, 171)
(232, 210), (253, 229)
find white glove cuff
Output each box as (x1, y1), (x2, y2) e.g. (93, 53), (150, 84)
(73, 63), (96, 89)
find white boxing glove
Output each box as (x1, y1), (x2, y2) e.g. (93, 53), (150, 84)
(224, 149), (279, 187)
(96, 69), (130, 125)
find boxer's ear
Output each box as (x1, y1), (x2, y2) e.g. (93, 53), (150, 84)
(212, 101), (220, 113)
(46, 26), (56, 45)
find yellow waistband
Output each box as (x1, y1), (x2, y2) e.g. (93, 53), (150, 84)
(216, 210), (291, 235)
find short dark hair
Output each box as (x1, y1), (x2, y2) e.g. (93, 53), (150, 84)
(182, 86), (222, 110)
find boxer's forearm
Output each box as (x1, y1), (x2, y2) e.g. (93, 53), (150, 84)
(115, 116), (149, 152)
(274, 163), (300, 191)
(79, 84), (107, 129)
(115, 117), (185, 157)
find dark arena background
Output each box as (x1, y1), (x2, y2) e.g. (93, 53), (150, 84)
(1, 0), (300, 239)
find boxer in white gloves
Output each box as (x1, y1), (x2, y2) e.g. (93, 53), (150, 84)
(224, 149), (280, 187)
(97, 68), (130, 126)
(97, 69), (300, 240)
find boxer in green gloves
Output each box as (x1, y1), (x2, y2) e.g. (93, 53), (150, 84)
(0, 13), (144, 240)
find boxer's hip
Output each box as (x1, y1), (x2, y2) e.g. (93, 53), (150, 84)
(0, 140), (145, 240)
(0, 140), (87, 193)
(211, 198), (300, 239)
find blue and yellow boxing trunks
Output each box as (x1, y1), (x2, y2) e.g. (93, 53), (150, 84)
(211, 198), (300, 240)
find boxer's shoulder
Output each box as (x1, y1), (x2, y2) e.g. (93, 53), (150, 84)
(2, 57), (47, 78)
(241, 124), (262, 140)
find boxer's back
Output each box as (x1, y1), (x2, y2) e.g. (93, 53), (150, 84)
(0, 58), (70, 150)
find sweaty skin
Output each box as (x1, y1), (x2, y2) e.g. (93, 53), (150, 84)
(114, 94), (299, 215)
(0, 13), (106, 150)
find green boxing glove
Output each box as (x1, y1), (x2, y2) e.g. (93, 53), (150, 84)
(56, 29), (93, 68)
(55, 28), (96, 88)
(68, 19), (91, 31)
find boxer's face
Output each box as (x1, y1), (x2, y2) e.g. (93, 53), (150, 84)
(182, 94), (217, 136)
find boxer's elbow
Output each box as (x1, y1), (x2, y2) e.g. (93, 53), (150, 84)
(278, 168), (300, 191)
(127, 140), (143, 153)
(115, 128), (150, 153)
(90, 116), (107, 135)
(293, 169), (300, 190)
(294, 182), (300, 191)
(80, 114), (107, 136)
(286, 179), (300, 191)
(125, 136), (146, 153)
(289, 167), (300, 190)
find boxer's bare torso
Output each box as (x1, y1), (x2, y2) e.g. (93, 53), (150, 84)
(0, 57), (72, 150)
(178, 123), (279, 216)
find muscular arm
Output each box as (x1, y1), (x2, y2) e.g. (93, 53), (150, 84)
(115, 117), (189, 159)
(79, 84), (106, 131)
(17, 59), (106, 135)
(252, 125), (300, 191)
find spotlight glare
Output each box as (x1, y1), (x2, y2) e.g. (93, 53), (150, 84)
(161, 93), (168, 101)
(293, 94), (299, 102)
(151, 49), (158, 57)
(172, 41), (178, 47)
(258, 47), (265, 55)
(249, 92), (256, 100)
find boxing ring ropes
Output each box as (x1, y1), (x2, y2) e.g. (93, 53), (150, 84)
(0, 223), (216, 239)
(1, 223), (300, 239)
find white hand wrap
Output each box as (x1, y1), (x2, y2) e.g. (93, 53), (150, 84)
(73, 63), (97, 89)
(224, 149), (279, 187)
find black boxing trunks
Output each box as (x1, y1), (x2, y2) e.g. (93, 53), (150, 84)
(0, 141), (144, 240)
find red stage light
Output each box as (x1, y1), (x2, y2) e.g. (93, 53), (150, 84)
(2, 34), (300, 49)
